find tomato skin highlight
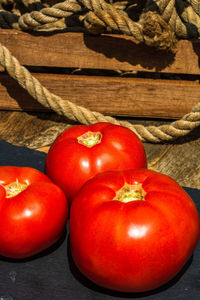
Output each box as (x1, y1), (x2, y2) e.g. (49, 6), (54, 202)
(0, 166), (68, 259)
(69, 169), (200, 293)
(45, 122), (147, 204)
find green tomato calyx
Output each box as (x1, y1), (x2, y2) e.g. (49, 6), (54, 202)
(77, 131), (102, 148)
(115, 183), (146, 203)
(5, 179), (28, 198)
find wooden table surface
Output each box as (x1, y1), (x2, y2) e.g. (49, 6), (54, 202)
(0, 110), (200, 189)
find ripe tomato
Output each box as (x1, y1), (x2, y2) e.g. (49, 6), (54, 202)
(0, 166), (68, 259)
(69, 169), (200, 293)
(45, 122), (147, 204)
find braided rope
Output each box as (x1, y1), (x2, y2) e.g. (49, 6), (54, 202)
(0, 0), (200, 142)
(18, 0), (83, 29)
(156, 0), (200, 38)
(1, 41), (200, 143)
(5, 0), (200, 39)
(189, 0), (200, 16)
(16, 0), (176, 49)
(1, 0), (200, 49)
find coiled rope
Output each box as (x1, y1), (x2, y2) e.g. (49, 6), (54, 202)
(1, 0), (200, 142)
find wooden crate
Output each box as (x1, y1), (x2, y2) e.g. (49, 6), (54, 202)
(0, 29), (200, 119)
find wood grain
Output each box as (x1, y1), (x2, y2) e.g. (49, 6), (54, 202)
(149, 142), (200, 188)
(0, 71), (200, 118)
(0, 111), (72, 149)
(0, 29), (200, 74)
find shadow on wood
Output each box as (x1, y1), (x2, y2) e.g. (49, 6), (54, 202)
(83, 34), (176, 72)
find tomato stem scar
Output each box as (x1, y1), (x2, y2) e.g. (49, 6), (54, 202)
(77, 131), (102, 148)
(5, 179), (28, 198)
(114, 183), (146, 203)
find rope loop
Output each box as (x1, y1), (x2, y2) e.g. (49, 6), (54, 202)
(0, 0), (200, 143)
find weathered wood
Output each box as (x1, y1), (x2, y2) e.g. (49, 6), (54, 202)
(0, 29), (200, 74)
(148, 142), (200, 189)
(0, 71), (199, 118)
(0, 111), (72, 149)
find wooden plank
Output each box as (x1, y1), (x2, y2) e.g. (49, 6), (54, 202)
(0, 29), (200, 74)
(149, 141), (200, 188)
(0, 71), (199, 118)
(0, 111), (70, 149)
(36, 146), (51, 153)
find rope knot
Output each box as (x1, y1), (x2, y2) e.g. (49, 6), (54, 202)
(140, 11), (177, 51)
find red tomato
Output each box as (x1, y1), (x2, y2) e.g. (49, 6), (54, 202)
(45, 122), (147, 204)
(69, 169), (200, 293)
(0, 166), (68, 259)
